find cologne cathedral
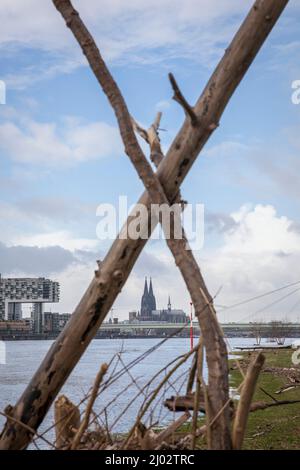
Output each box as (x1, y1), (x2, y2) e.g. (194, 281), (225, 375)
(135, 277), (188, 323)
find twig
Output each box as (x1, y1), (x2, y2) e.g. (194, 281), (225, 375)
(0, 411), (56, 450)
(106, 341), (190, 432)
(131, 113), (164, 167)
(232, 353), (265, 450)
(71, 363), (108, 449)
(122, 345), (199, 449)
(259, 386), (278, 403)
(155, 412), (191, 449)
(186, 351), (198, 395)
(191, 340), (203, 449)
(275, 384), (300, 394)
(250, 399), (300, 412)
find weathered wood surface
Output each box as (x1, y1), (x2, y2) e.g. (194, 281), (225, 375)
(54, 395), (80, 449)
(232, 352), (265, 450)
(164, 393), (206, 413)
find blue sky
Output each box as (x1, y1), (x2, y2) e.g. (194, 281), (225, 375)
(1, 0), (300, 322)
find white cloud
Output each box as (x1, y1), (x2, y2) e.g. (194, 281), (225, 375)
(224, 204), (299, 255)
(2, 197), (300, 323)
(53, 261), (95, 313)
(13, 230), (100, 253)
(59, 204), (300, 322)
(200, 131), (300, 202)
(0, 241), (76, 276)
(0, 198), (97, 248)
(0, 0), (256, 88)
(3, 57), (84, 91)
(203, 140), (250, 159)
(0, 113), (122, 166)
(203, 204), (300, 322)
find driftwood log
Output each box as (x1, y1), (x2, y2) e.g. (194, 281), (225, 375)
(0, 0), (289, 450)
(164, 393), (206, 413)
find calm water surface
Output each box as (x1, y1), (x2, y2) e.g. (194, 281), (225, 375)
(0, 337), (294, 447)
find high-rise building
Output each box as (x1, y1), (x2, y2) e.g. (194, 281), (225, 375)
(0, 275), (60, 328)
(43, 312), (71, 333)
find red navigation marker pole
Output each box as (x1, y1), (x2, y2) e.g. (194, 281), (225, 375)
(190, 301), (194, 350)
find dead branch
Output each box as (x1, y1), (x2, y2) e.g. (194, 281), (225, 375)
(232, 353), (265, 450)
(134, 422), (157, 450)
(123, 344), (199, 448)
(132, 112), (163, 168)
(71, 363), (108, 449)
(259, 387), (278, 403)
(275, 384), (300, 394)
(186, 351), (198, 395)
(191, 340), (205, 449)
(0, 410), (55, 450)
(164, 393), (205, 412)
(155, 412), (191, 448)
(250, 399), (300, 411)
(168, 73), (198, 125)
(176, 424), (207, 448)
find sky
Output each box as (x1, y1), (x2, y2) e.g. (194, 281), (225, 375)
(1, 0), (300, 323)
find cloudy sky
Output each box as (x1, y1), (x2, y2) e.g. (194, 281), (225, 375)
(1, 0), (300, 322)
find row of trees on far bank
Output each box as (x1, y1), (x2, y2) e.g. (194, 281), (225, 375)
(250, 321), (294, 345)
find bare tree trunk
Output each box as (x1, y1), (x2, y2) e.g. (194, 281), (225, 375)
(0, 0), (289, 450)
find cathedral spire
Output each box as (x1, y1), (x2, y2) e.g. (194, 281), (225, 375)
(148, 277), (156, 311)
(141, 276), (156, 318)
(168, 295), (171, 311)
(149, 277), (153, 295)
(143, 276), (148, 296)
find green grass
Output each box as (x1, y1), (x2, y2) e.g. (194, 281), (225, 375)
(229, 349), (300, 449)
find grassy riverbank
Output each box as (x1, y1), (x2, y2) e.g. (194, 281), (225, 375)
(229, 349), (300, 449)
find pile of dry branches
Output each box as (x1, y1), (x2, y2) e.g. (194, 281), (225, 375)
(16, 336), (265, 451)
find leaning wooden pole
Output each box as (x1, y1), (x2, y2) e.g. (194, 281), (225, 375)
(0, 0), (289, 449)
(132, 114), (231, 448)
(232, 353), (265, 449)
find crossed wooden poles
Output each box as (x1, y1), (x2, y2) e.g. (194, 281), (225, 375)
(0, 0), (289, 450)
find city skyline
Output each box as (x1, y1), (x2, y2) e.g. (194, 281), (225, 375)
(0, 1), (300, 323)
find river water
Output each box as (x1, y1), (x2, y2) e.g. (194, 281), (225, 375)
(0, 337), (295, 448)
